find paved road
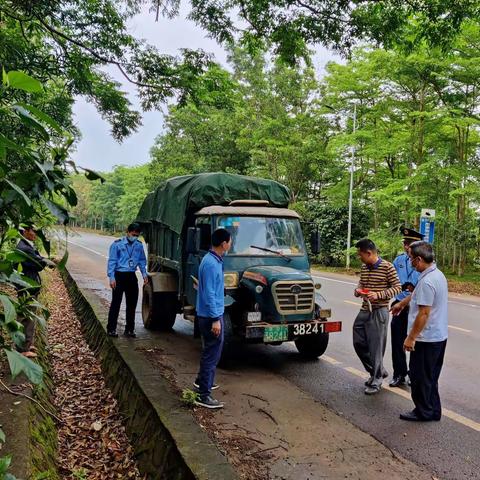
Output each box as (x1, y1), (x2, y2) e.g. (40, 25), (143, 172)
(63, 230), (480, 480)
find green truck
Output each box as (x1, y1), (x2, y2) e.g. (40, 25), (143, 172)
(136, 173), (341, 359)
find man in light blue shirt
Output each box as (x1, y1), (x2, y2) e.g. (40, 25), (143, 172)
(194, 228), (231, 409)
(107, 223), (148, 338)
(390, 227), (423, 387)
(391, 241), (448, 422)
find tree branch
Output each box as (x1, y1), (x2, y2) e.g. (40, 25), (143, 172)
(0, 378), (64, 424)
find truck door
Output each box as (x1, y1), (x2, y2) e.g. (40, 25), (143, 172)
(185, 216), (212, 307)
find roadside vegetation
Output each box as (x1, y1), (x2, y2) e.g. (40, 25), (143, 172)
(70, 34), (480, 285)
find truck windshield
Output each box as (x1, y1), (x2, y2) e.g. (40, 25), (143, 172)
(217, 216), (306, 256)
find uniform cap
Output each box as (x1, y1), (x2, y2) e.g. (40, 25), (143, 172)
(400, 226), (424, 241)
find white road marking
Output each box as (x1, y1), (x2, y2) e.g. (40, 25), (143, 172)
(448, 325), (472, 333)
(312, 274), (357, 286)
(322, 355), (342, 365)
(344, 300), (362, 306)
(447, 300), (480, 309)
(313, 273), (480, 310)
(68, 240), (108, 259)
(339, 360), (480, 432)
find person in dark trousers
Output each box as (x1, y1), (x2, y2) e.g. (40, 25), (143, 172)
(16, 224), (55, 358)
(194, 228), (232, 409)
(353, 239), (401, 395)
(391, 241), (448, 422)
(107, 223), (148, 338)
(389, 227), (423, 387)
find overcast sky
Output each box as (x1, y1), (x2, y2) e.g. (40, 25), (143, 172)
(71, 5), (341, 173)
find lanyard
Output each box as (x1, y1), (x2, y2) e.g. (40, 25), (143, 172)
(411, 266), (437, 302)
(404, 255), (414, 280)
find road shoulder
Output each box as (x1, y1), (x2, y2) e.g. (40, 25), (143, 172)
(64, 261), (433, 480)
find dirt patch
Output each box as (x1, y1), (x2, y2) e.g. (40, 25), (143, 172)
(138, 332), (433, 480)
(138, 346), (269, 480)
(45, 271), (144, 479)
(447, 279), (480, 297)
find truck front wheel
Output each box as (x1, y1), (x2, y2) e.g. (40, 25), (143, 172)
(295, 332), (329, 359)
(142, 283), (177, 331)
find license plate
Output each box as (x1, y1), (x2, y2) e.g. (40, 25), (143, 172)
(293, 322), (320, 336)
(247, 311), (262, 322)
(264, 325), (289, 342)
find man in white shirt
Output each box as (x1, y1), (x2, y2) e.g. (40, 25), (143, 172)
(391, 241), (448, 421)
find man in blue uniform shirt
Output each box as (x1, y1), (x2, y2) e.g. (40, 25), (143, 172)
(194, 228), (232, 409)
(389, 227), (423, 387)
(107, 223), (148, 338)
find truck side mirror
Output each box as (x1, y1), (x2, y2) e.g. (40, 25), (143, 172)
(186, 227), (201, 254)
(310, 230), (320, 255)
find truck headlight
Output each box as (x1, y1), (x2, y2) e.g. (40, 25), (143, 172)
(224, 272), (239, 288)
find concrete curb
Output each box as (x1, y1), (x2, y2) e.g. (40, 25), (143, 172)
(60, 267), (238, 480)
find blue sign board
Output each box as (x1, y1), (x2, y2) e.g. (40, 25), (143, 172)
(420, 217), (435, 243)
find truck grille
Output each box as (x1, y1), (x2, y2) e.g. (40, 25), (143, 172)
(273, 281), (315, 315)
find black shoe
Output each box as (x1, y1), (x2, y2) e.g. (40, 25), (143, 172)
(364, 376), (373, 386)
(123, 331), (137, 338)
(107, 331), (118, 337)
(193, 381), (219, 391)
(389, 376), (406, 388)
(399, 410), (436, 422)
(194, 395), (224, 409)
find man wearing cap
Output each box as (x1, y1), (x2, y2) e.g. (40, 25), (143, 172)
(389, 227), (423, 387)
(107, 223), (148, 338)
(16, 224), (55, 358)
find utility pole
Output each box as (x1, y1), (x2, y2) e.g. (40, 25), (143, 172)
(346, 103), (357, 270)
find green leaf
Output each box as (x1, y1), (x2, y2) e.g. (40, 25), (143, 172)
(4, 180), (32, 206)
(15, 102), (64, 134)
(0, 294), (16, 324)
(0, 133), (27, 154)
(9, 272), (39, 289)
(5, 251), (31, 263)
(5, 349), (43, 384)
(57, 249), (69, 271)
(42, 198), (69, 224)
(13, 106), (50, 141)
(0, 428), (5, 443)
(6, 71), (43, 93)
(9, 327), (26, 347)
(0, 454), (12, 473)
(35, 230), (51, 256)
(2, 67), (8, 86)
(82, 168), (106, 183)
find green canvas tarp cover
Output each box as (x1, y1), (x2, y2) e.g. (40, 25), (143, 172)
(136, 172), (291, 234)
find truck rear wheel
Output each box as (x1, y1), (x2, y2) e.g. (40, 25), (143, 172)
(142, 283), (177, 331)
(295, 332), (329, 359)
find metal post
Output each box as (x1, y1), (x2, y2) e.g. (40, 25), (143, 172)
(346, 103), (356, 269)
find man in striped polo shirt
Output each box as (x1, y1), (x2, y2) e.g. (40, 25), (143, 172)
(353, 239), (402, 394)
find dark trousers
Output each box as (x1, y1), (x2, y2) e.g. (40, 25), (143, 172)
(409, 340), (447, 420)
(196, 316), (224, 398)
(17, 290), (39, 352)
(353, 308), (389, 387)
(391, 302), (409, 378)
(107, 272), (139, 333)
